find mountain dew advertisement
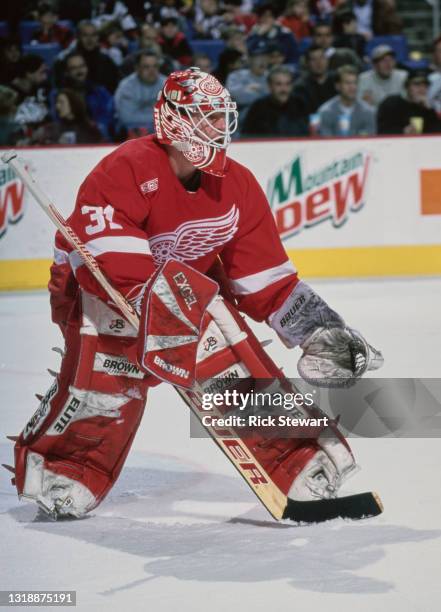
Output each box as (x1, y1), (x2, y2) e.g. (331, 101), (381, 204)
(266, 151), (371, 240)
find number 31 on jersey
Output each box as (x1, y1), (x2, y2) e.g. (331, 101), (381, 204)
(81, 205), (123, 236)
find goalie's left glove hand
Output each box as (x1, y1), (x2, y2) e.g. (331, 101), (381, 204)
(269, 281), (383, 386)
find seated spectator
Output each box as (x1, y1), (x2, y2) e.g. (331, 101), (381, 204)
(267, 42), (292, 70)
(121, 24), (174, 77)
(242, 66), (309, 137)
(31, 1), (73, 49)
(192, 52), (214, 74)
(333, 10), (366, 59)
(114, 50), (166, 133)
(318, 65), (375, 135)
(247, 4), (298, 65)
(377, 70), (441, 134)
(0, 38), (22, 85)
(213, 49), (244, 83)
(0, 85), (25, 146)
(309, 0), (344, 22)
(221, 26), (248, 55)
(32, 88), (102, 144)
(99, 20), (129, 67)
(220, 0), (256, 34)
(311, 21), (336, 58)
(194, 0), (226, 39)
(428, 38), (441, 114)
(373, 0), (402, 35)
(144, 0), (186, 30)
(136, 23), (162, 55)
(429, 36), (441, 82)
(226, 48), (269, 115)
(11, 54), (50, 130)
(158, 17), (192, 66)
(293, 44), (336, 114)
(92, 0), (137, 33)
(56, 20), (120, 93)
(60, 52), (113, 138)
(352, 0), (374, 38)
(358, 44), (407, 107)
(280, 0), (312, 41)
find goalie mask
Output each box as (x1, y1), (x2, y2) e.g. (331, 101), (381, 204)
(154, 67), (238, 177)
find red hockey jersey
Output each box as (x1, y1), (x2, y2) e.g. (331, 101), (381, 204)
(53, 136), (298, 321)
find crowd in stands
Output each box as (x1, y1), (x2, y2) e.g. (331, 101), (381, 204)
(1, 0), (441, 146)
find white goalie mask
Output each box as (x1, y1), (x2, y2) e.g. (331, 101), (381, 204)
(154, 67), (238, 177)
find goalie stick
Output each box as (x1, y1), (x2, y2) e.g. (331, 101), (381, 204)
(2, 150), (383, 524)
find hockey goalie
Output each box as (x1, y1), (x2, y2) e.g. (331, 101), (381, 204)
(9, 68), (383, 521)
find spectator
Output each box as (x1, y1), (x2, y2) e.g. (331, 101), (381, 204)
(192, 52), (214, 74)
(220, 0), (256, 34)
(158, 17), (192, 66)
(352, 0), (374, 38)
(0, 38), (22, 85)
(0, 85), (25, 145)
(213, 49), (243, 83)
(280, 0), (312, 41)
(92, 0), (137, 32)
(311, 21), (335, 58)
(293, 44), (336, 114)
(221, 26), (248, 55)
(311, 19), (360, 70)
(267, 42), (291, 70)
(31, 1), (73, 48)
(377, 70), (441, 135)
(144, 0), (186, 29)
(11, 54), (50, 129)
(334, 10), (366, 59)
(99, 20), (129, 67)
(428, 38), (441, 114)
(114, 50), (166, 133)
(318, 65), (375, 135)
(429, 36), (441, 82)
(242, 66), (309, 137)
(247, 4), (298, 65)
(61, 52), (113, 138)
(121, 24), (175, 77)
(373, 0), (402, 35)
(309, 0), (344, 22)
(56, 21), (120, 92)
(137, 23), (162, 55)
(32, 88), (102, 144)
(194, 0), (226, 39)
(226, 49), (269, 115)
(358, 44), (407, 107)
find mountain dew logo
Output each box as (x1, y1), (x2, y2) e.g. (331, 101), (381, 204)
(0, 165), (25, 239)
(267, 151), (370, 239)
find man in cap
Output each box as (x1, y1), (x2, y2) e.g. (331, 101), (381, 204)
(377, 69), (441, 134)
(358, 44), (407, 108)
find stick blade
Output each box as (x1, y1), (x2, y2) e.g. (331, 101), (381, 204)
(282, 492), (383, 524)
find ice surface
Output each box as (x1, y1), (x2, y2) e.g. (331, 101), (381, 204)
(1, 279), (441, 612)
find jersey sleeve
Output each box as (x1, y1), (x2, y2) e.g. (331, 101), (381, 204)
(220, 164), (299, 322)
(54, 148), (156, 305)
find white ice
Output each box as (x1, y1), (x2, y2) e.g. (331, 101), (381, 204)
(1, 278), (441, 612)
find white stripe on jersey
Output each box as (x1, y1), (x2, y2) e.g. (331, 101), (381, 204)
(69, 236), (151, 272)
(229, 260), (296, 296)
(53, 246), (69, 265)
